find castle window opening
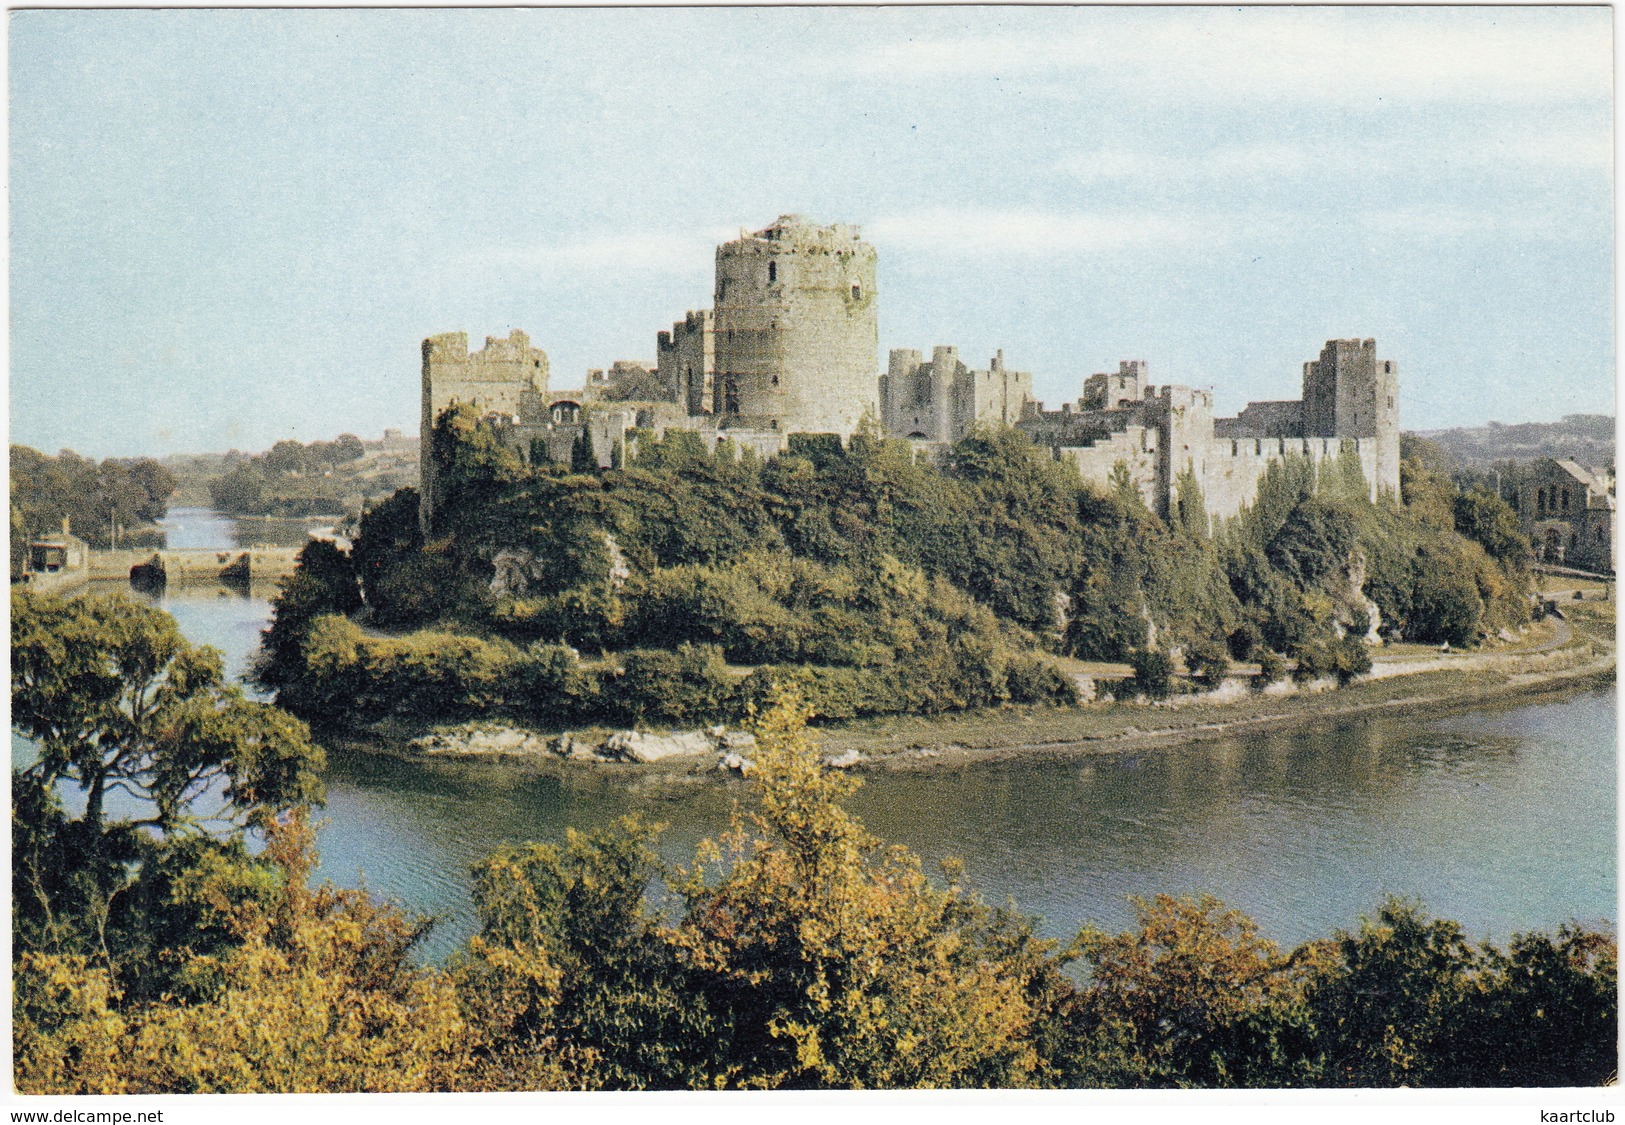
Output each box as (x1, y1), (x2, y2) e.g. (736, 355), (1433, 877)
(851, 283), (861, 300)
(768, 261), (777, 283)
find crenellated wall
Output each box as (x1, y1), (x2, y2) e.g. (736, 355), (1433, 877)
(656, 309), (716, 416)
(1019, 343), (1398, 524)
(418, 220), (1404, 543)
(880, 345), (1034, 441)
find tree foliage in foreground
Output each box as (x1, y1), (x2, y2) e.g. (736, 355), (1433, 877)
(15, 659), (1614, 1092)
(12, 591), (324, 1000)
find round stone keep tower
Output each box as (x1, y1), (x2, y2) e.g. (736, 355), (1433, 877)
(711, 215), (878, 436)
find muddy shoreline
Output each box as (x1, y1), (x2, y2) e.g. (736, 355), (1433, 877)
(320, 604), (1614, 780)
(821, 653), (1615, 774)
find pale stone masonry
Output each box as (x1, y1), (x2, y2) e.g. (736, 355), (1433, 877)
(419, 215), (1402, 533)
(710, 215), (878, 437)
(880, 347), (1033, 442)
(1013, 342), (1400, 523)
(419, 330), (549, 526)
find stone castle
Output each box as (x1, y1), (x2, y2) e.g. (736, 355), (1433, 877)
(421, 215), (1400, 528)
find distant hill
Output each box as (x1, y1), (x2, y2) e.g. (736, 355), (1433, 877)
(1412, 414), (1615, 470)
(163, 432), (418, 514)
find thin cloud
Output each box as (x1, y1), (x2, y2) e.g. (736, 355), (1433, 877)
(837, 9), (1609, 105)
(867, 208), (1217, 256)
(471, 227), (735, 277)
(1061, 145), (1315, 186)
(867, 200), (1583, 262)
(1061, 126), (1613, 189)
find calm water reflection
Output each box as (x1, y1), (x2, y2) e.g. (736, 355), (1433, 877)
(43, 510), (1620, 963)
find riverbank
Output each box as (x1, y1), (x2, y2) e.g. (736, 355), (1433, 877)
(820, 618), (1614, 773)
(333, 598), (1613, 779)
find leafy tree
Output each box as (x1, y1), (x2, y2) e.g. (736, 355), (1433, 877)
(16, 813), (472, 1094)
(1400, 437), (1457, 532)
(672, 687), (1055, 1088)
(1065, 895), (1323, 1087)
(461, 818), (711, 1089)
(1440, 923), (1618, 1086)
(12, 592), (323, 970)
(1066, 488), (1157, 661)
(1405, 541), (1486, 646)
(1266, 499), (1358, 590)
(1452, 486), (1531, 568)
(13, 591), (323, 837)
(207, 461), (266, 514)
(11, 445), (175, 549)
(1305, 898), (1482, 1086)
(257, 539), (362, 696)
(571, 429), (597, 473)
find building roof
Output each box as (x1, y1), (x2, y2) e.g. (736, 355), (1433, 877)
(1553, 458), (1598, 486)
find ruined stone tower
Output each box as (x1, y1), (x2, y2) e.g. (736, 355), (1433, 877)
(1301, 338), (1400, 496)
(711, 215), (878, 436)
(419, 329), (549, 529)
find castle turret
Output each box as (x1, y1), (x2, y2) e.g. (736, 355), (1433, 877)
(711, 215), (878, 436)
(1302, 338), (1399, 495)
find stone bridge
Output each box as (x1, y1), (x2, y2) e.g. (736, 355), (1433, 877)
(88, 546), (303, 585)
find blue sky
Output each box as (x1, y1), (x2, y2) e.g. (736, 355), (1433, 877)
(9, 6), (1614, 458)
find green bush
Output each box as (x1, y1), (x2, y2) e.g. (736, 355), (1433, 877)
(1255, 649), (1286, 687)
(1186, 639), (1232, 690)
(511, 643), (601, 727)
(1291, 637), (1371, 687)
(1126, 648), (1174, 700)
(1006, 654), (1081, 707)
(605, 645), (735, 727)
(736, 665), (895, 724)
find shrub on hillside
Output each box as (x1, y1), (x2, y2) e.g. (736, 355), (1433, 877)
(1126, 648), (1174, 701)
(604, 645), (735, 727)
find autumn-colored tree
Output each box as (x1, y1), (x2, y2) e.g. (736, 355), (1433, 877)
(16, 813), (472, 1094)
(672, 687), (1057, 1088)
(1064, 894), (1326, 1087)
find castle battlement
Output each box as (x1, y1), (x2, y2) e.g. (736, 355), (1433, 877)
(418, 216), (1400, 537)
(1017, 345), (1398, 523)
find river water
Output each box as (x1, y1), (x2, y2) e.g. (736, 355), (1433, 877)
(31, 508), (1620, 963)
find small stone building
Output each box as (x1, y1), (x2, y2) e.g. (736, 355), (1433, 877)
(27, 518), (87, 574)
(1517, 458), (1614, 573)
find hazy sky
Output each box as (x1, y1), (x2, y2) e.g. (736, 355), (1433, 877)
(10, 6), (1615, 458)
